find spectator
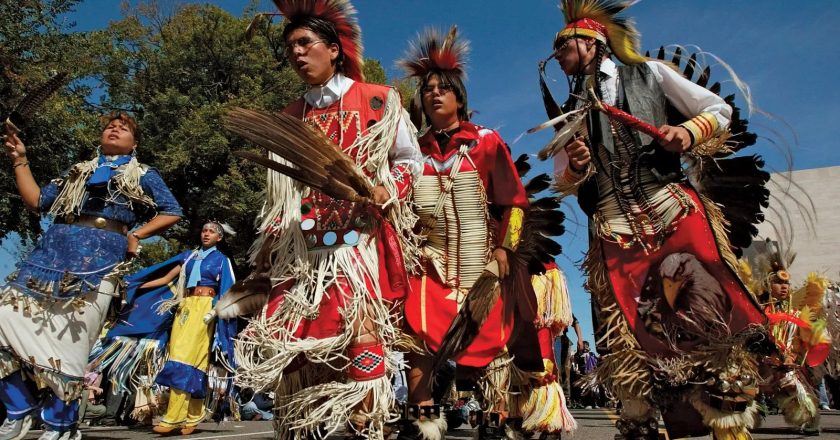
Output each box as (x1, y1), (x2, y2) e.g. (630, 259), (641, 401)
(574, 341), (602, 409)
(555, 315), (584, 399)
(238, 388), (273, 421)
(78, 370), (106, 425)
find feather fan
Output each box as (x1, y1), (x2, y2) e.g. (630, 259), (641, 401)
(529, 108), (588, 161)
(4, 72), (69, 134)
(224, 107), (372, 204)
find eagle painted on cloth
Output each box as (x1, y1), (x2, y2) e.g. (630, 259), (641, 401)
(638, 252), (732, 349)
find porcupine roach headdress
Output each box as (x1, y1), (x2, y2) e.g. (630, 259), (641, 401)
(540, 0), (647, 125)
(273, 0), (365, 82)
(554, 0), (647, 66)
(397, 26), (470, 128)
(742, 238), (794, 301)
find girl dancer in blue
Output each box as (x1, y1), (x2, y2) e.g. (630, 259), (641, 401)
(0, 113), (182, 440)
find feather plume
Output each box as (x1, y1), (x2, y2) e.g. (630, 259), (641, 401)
(224, 107), (373, 204)
(397, 26), (469, 79)
(273, 0), (364, 81)
(532, 108), (588, 161)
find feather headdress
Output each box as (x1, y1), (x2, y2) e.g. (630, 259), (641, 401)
(555, 0), (647, 66)
(205, 221), (237, 237)
(273, 0), (365, 82)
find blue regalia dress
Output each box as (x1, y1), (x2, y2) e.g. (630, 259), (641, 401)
(90, 247), (236, 428)
(0, 154), (181, 431)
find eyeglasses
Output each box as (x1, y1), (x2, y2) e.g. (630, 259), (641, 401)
(421, 83), (455, 96)
(284, 37), (326, 57)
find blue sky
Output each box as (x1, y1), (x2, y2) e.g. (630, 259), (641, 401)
(3, 0), (838, 348)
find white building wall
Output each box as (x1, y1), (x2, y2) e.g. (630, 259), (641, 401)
(754, 166), (840, 283)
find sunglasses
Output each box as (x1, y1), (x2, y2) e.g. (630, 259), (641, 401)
(284, 36), (327, 57)
(421, 83), (455, 96)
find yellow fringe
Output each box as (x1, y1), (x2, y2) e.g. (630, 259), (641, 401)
(792, 273), (829, 316)
(521, 380), (577, 433)
(532, 267), (574, 330)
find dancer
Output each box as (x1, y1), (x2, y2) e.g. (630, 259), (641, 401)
(741, 240), (830, 436)
(535, 1), (772, 438)
(397, 27), (565, 440)
(228, 1), (422, 439)
(90, 222), (237, 436)
(0, 112), (181, 440)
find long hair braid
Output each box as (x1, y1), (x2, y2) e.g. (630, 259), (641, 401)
(592, 40), (608, 102)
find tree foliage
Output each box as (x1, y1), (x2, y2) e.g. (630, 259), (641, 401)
(0, 0), (101, 242)
(2, 1), (391, 274)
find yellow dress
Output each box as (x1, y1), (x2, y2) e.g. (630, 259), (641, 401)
(158, 296), (215, 428)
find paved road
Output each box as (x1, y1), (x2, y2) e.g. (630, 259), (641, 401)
(20, 409), (840, 439)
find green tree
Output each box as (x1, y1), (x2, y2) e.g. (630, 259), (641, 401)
(0, 0), (101, 242)
(84, 2), (307, 270)
(3, 1), (394, 275)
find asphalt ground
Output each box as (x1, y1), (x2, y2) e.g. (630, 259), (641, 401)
(18, 409), (840, 439)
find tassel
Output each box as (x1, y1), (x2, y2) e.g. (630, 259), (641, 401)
(522, 381), (576, 433)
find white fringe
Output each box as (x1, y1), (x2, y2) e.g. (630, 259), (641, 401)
(280, 376), (395, 440)
(48, 155), (155, 218)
